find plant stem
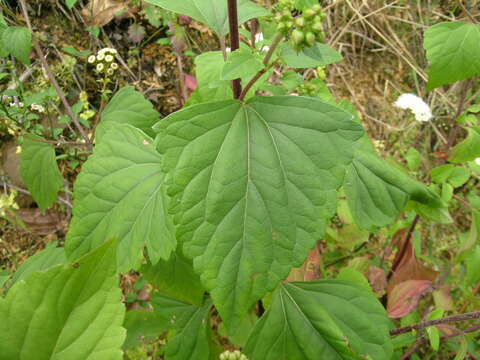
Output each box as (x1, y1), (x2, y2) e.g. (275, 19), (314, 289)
(238, 33), (283, 100)
(227, 0), (241, 99)
(390, 311), (480, 336)
(18, 0), (91, 147)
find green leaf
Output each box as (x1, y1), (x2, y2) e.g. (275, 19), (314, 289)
(465, 245), (480, 287)
(97, 86), (159, 141)
(151, 293), (214, 359)
(221, 49), (264, 80)
(0, 24), (9, 58)
(431, 164), (470, 188)
(244, 280), (393, 360)
(449, 127), (480, 163)
(188, 51), (232, 105)
(0, 240), (126, 360)
(280, 42), (343, 68)
(2, 26), (32, 64)
(20, 134), (63, 211)
(155, 96), (363, 328)
(424, 22), (480, 90)
(66, 0), (79, 8)
(9, 242), (66, 286)
(344, 147), (442, 230)
(427, 326), (440, 351)
(123, 309), (167, 349)
(65, 124), (176, 272)
(405, 147), (421, 171)
(141, 248), (205, 306)
(145, 0), (268, 36)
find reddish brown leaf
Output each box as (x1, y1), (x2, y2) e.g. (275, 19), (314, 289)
(286, 246), (321, 282)
(387, 279), (433, 318)
(368, 266), (387, 297)
(433, 285), (455, 312)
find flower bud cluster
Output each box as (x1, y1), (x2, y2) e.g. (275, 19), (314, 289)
(219, 350), (248, 360)
(298, 81), (319, 97)
(87, 48), (119, 77)
(30, 103), (46, 113)
(275, 4), (326, 50)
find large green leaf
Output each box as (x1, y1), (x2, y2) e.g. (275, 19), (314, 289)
(65, 124), (176, 272)
(152, 293), (214, 360)
(141, 248), (205, 306)
(155, 96), (363, 328)
(424, 22), (480, 90)
(145, 0), (268, 36)
(20, 134), (64, 211)
(449, 126), (480, 163)
(9, 242), (66, 286)
(1, 26), (31, 64)
(280, 42), (343, 68)
(344, 147), (443, 230)
(0, 240), (126, 360)
(123, 309), (167, 349)
(244, 280), (393, 360)
(221, 48), (264, 80)
(97, 86), (159, 141)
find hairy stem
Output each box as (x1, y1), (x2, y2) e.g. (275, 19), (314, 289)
(390, 311), (480, 336)
(227, 0), (241, 99)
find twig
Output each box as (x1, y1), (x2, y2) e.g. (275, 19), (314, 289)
(390, 311), (480, 336)
(18, 0), (91, 146)
(227, 0), (241, 99)
(4, 182), (72, 208)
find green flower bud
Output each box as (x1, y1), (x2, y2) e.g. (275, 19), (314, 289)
(305, 32), (316, 46)
(291, 29), (304, 45)
(312, 21), (323, 32)
(304, 8), (316, 19)
(315, 31), (325, 42)
(295, 17), (306, 28)
(312, 4), (322, 13)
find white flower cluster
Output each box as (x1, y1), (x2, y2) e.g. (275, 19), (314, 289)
(9, 101), (24, 108)
(30, 103), (46, 113)
(475, 158), (480, 166)
(87, 47), (119, 76)
(219, 350), (248, 360)
(394, 93), (432, 122)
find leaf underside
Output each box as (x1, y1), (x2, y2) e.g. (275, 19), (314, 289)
(155, 96), (363, 328)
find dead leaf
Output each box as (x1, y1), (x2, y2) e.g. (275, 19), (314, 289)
(1, 141), (24, 187)
(128, 23), (145, 43)
(433, 285), (455, 312)
(14, 208), (66, 235)
(387, 279), (433, 318)
(368, 266), (387, 297)
(81, 0), (131, 27)
(286, 246), (321, 282)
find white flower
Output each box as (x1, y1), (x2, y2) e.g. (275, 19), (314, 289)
(9, 102), (24, 108)
(394, 93), (432, 122)
(96, 53), (105, 61)
(106, 68), (114, 76)
(87, 55), (96, 63)
(30, 103), (45, 113)
(98, 47), (118, 55)
(105, 54), (114, 62)
(96, 63), (104, 71)
(255, 32), (270, 52)
(475, 158), (480, 166)
(110, 62), (119, 70)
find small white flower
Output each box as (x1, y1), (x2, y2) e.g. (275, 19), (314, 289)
(105, 54), (114, 62)
(30, 103), (45, 113)
(87, 55), (96, 63)
(394, 93), (432, 122)
(96, 63), (104, 71)
(475, 158), (480, 166)
(9, 102), (24, 108)
(110, 62), (119, 70)
(107, 68), (114, 76)
(98, 47), (118, 55)
(96, 53), (105, 61)
(255, 32), (270, 51)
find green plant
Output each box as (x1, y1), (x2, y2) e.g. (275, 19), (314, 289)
(1, 1), (480, 359)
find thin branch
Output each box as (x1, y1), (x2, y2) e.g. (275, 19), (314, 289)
(390, 311), (480, 336)
(227, 0), (241, 99)
(18, 0), (91, 146)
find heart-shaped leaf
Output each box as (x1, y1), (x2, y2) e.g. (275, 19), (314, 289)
(155, 96), (363, 328)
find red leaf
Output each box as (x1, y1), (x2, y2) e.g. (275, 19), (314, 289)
(184, 73), (197, 91)
(387, 280), (433, 318)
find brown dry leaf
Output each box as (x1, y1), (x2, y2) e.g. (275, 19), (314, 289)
(386, 227), (438, 318)
(1, 141), (24, 187)
(286, 246), (321, 282)
(81, 0), (130, 27)
(433, 285), (455, 312)
(368, 266), (387, 297)
(15, 208), (66, 235)
(387, 279), (433, 318)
